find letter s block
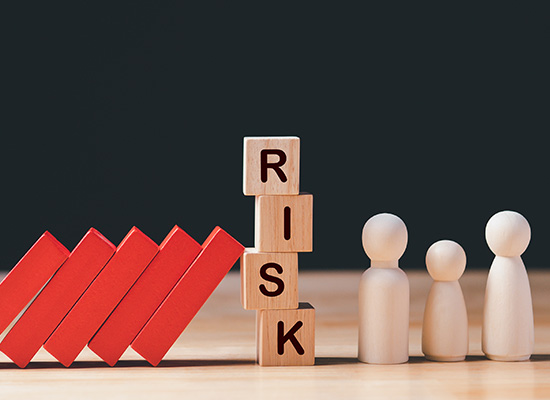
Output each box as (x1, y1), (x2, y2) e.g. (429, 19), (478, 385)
(243, 136), (300, 196)
(240, 249), (298, 310)
(256, 303), (315, 366)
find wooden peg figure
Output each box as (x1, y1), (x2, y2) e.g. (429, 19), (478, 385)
(483, 210), (534, 361)
(358, 213), (409, 364)
(422, 240), (468, 362)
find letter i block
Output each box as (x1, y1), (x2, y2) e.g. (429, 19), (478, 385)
(243, 137), (300, 196)
(255, 194), (313, 252)
(241, 249), (298, 310)
(256, 303), (315, 366)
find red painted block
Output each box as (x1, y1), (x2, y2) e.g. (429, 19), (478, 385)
(88, 226), (202, 366)
(43, 227), (158, 367)
(0, 228), (116, 368)
(131, 226), (244, 366)
(0, 232), (69, 335)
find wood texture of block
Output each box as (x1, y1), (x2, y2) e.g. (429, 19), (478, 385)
(43, 227), (158, 367)
(243, 136), (300, 196)
(131, 227), (244, 366)
(240, 249), (298, 310)
(0, 228), (116, 368)
(256, 302), (315, 366)
(88, 226), (202, 366)
(0, 232), (70, 335)
(255, 194), (313, 252)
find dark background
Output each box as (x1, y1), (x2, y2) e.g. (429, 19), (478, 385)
(2, 3), (549, 271)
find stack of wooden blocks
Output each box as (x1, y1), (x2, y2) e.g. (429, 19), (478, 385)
(241, 136), (315, 366)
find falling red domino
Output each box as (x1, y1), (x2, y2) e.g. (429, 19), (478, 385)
(0, 232), (69, 335)
(43, 227), (158, 367)
(0, 228), (116, 368)
(88, 226), (202, 366)
(131, 226), (244, 366)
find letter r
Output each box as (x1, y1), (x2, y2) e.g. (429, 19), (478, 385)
(261, 149), (287, 183)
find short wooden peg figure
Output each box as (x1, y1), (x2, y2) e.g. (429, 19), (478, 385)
(358, 213), (409, 364)
(483, 210), (534, 361)
(422, 240), (468, 362)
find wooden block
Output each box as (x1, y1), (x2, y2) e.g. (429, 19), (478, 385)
(243, 136), (300, 196)
(256, 302), (315, 366)
(131, 227), (244, 366)
(255, 194), (313, 252)
(0, 232), (69, 335)
(43, 227), (158, 367)
(0, 228), (116, 368)
(240, 249), (298, 310)
(88, 226), (202, 366)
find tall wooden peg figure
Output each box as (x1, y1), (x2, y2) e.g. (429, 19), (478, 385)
(358, 213), (409, 364)
(483, 210), (534, 361)
(422, 240), (468, 362)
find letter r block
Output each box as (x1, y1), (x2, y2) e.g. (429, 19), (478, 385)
(256, 303), (315, 366)
(240, 249), (298, 310)
(243, 137), (300, 196)
(255, 194), (313, 252)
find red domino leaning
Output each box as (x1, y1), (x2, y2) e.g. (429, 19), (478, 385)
(0, 232), (69, 336)
(0, 228), (116, 368)
(131, 226), (244, 366)
(43, 227), (158, 367)
(88, 225), (202, 366)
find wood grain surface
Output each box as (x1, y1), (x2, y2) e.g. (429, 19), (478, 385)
(1, 270), (549, 399)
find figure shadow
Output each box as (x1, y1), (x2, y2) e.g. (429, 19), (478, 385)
(409, 354), (550, 363)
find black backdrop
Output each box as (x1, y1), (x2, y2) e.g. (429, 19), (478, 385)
(2, 3), (549, 271)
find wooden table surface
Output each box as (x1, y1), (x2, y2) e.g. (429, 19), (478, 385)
(1, 270), (549, 399)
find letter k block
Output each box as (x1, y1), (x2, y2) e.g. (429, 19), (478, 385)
(243, 137), (300, 196)
(256, 303), (315, 366)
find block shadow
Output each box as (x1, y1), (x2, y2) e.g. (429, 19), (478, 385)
(315, 357), (358, 366)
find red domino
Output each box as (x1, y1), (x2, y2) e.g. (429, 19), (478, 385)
(43, 227), (158, 367)
(88, 226), (202, 366)
(131, 226), (244, 366)
(0, 228), (116, 368)
(0, 232), (69, 335)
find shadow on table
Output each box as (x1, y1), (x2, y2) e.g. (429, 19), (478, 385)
(315, 357), (357, 366)
(2, 354), (549, 369)
(317, 354), (550, 365)
(0, 359), (256, 370)
(410, 354), (550, 363)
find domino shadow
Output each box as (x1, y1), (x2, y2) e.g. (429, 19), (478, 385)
(0, 359), (255, 370)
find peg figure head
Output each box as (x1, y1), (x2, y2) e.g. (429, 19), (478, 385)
(426, 240), (466, 281)
(362, 213), (408, 262)
(486, 210), (531, 257)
